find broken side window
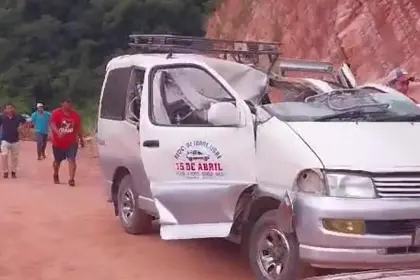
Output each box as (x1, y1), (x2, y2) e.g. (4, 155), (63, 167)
(149, 65), (237, 126)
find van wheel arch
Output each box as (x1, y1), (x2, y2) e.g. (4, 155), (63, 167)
(247, 196), (281, 224)
(241, 195), (281, 257)
(111, 166), (130, 216)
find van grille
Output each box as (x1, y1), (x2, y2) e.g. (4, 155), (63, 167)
(372, 173), (420, 198)
(365, 219), (420, 235)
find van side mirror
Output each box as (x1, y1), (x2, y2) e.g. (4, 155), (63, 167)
(207, 102), (240, 126)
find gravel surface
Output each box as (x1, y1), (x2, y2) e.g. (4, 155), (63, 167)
(0, 142), (323, 280)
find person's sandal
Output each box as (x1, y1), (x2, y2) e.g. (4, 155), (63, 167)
(68, 179), (75, 187)
(53, 174), (60, 184)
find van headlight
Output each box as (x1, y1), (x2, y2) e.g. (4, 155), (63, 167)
(294, 169), (327, 196)
(325, 173), (376, 198)
(295, 170), (377, 198)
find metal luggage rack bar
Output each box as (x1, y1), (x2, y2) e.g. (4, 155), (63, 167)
(128, 34), (282, 73)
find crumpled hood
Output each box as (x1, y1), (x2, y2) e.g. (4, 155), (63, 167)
(288, 122), (420, 172)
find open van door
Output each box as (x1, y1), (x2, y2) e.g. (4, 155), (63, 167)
(138, 61), (257, 240)
(338, 62), (357, 88)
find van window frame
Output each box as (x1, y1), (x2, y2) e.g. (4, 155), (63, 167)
(125, 67), (146, 126)
(147, 63), (238, 128)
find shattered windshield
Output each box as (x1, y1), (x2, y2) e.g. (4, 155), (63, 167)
(263, 87), (420, 122)
(281, 70), (339, 85)
(268, 80), (322, 102)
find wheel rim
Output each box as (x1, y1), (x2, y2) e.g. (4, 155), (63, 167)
(256, 228), (291, 280)
(121, 188), (135, 224)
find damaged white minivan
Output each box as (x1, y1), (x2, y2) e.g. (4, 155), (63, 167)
(97, 35), (420, 280)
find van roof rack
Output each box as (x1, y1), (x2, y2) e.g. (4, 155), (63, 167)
(128, 34), (281, 73)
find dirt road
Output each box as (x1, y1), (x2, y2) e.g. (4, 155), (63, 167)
(0, 141), (319, 280)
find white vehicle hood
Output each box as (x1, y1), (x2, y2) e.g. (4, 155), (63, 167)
(288, 122), (420, 172)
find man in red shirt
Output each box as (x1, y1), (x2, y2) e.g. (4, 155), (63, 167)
(50, 98), (84, 186)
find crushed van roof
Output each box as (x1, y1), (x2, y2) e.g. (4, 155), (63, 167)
(106, 53), (269, 103)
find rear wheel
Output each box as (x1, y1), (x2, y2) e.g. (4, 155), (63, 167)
(248, 210), (300, 280)
(117, 174), (153, 234)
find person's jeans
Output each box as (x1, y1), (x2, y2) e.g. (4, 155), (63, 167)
(1, 140), (19, 173)
(36, 132), (48, 158)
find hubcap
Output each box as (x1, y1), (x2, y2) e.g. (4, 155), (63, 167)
(256, 228), (290, 280)
(121, 188), (135, 224)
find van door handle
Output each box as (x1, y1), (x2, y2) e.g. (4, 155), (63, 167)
(143, 140), (159, 148)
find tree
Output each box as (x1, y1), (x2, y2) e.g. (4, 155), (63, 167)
(0, 0), (217, 128)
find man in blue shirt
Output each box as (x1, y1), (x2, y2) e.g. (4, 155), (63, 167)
(31, 103), (51, 160)
(0, 103), (27, 178)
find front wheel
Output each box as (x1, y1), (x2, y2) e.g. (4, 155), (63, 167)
(248, 210), (300, 280)
(117, 174), (153, 234)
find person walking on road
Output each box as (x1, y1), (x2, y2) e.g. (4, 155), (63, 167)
(31, 103), (51, 160)
(50, 98), (84, 187)
(0, 103), (28, 178)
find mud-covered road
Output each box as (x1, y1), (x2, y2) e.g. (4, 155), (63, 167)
(0, 142), (321, 280)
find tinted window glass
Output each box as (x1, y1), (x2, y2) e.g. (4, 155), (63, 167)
(100, 67), (132, 120)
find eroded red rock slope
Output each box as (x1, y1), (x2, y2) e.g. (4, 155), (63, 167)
(207, 0), (420, 99)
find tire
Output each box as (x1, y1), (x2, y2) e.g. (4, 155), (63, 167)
(248, 210), (300, 280)
(117, 174), (153, 234)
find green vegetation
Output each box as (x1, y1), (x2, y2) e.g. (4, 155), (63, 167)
(0, 0), (217, 131)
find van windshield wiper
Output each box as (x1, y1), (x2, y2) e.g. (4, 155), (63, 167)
(372, 114), (420, 122)
(313, 110), (381, 121)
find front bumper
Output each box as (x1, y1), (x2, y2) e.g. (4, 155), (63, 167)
(294, 195), (420, 269)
